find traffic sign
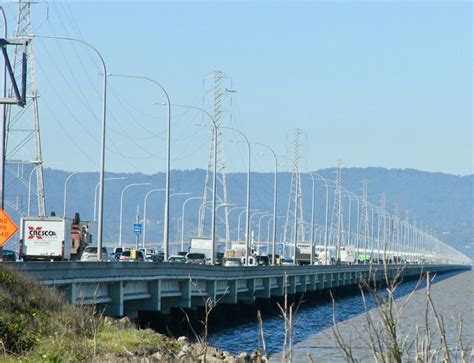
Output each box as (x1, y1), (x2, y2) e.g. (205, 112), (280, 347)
(0, 209), (19, 247)
(133, 223), (142, 235)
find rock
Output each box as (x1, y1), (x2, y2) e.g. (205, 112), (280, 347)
(204, 354), (225, 363)
(181, 344), (193, 355)
(176, 351), (187, 360)
(151, 352), (162, 361)
(118, 316), (132, 327)
(177, 336), (188, 343)
(235, 352), (250, 362)
(103, 316), (115, 325)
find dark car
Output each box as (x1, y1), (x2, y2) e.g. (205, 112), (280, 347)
(256, 255), (270, 266)
(1, 249), (20, 262)
(186, 252), (206, 265)
(215, 252), (224, 266)
(149, 252), (164, 263)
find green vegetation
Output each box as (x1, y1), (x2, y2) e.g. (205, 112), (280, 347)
(0, 267), (181, 362)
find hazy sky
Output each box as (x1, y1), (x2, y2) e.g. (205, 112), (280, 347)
(3, 1), (472, 175)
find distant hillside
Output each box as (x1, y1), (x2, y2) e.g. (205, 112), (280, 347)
(4, 167), (473, 258)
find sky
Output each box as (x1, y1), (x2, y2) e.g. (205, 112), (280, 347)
(2, 1), (472, 175)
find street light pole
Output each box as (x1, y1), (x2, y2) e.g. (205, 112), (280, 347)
(254, 143), (278, 265)
(30, 34), (108, 261)
(221, 126), (251, 265)
(63, 171), (88, 217)
(225, 206), (245, 248)
(119, 182), (150, 246)
(168, 104), (218, 265)
(108, 73), (171, 260)
(28, 164), (41, 215)
(249, 211), (267, 255)
(93, 177), (127, 222)
(180, 196), (203, 252)
(142, 188), (166, 248)
(257, 213), (272, 246)
(238, 208), (257, 243)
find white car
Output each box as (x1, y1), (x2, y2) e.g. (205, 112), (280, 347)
(223, 257), (242, 267)
(81, 246), (111, 261)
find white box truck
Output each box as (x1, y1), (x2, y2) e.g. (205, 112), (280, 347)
(340, 245), (356, 264)
(188, 237), (213, 260)
(20, 216), (73, 261)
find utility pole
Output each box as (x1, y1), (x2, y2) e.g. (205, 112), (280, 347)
(361, 179), (370, 256)
(282, 129), (305, 263)
(330, 161), (344, 262)
(5, 0), (46, 216)
(198, 71), (232, 245)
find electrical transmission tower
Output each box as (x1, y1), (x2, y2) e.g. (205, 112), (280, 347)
(283, 129), (305, 256)
(198, 71), (232, 245)
(5, 0), (46, 217)
(360, 179), (370, 253)
(330, 161), (344, 261)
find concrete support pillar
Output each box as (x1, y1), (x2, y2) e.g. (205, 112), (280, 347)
(296, 275), (306, 293)
(240, 278), (255, 303)
(206, 280), (217, 302)
(178, 279), (191, 308)
(142, 279), (161, 311)
(288, 275), (297, 295)
(309, 274), (316, 291)
(107, 281), (124, 317)
(273, 276), (285, 297)
(223, 280), (238, 304)
(69, 282), (78, 305)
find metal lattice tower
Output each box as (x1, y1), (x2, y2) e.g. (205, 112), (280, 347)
(198, 71), (231, 244)
(330, 161), (344, 260)
(4, 0), (46, 216)
(283, 129), (305, 255)
(379, 193), (387, 252)
(361, 179), (370, 252)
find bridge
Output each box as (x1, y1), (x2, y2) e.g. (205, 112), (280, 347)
(9, 262), (470, 317)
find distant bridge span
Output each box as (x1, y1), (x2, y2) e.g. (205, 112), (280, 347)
(8, 262), (470, 317)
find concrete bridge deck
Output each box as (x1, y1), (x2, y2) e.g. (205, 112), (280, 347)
(7, 262), (469, 317)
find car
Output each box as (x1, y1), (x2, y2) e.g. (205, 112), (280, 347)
(268, 254), (281, 265)
(113, 246), (131, 255)
(177, 251), (187, 257)
(281, 258), (294, 266)
(215, 252), (224, 266)
(1, 249), (20, 262)
(139, 248), (156, 260)
(148, 252), (164, 262)
(223, 257), (242, 267)
(81, 246), (111, 261)
(185, 252), (206, 265)
(168, 255), (186, 263)
(119, 250), (145, 262)
(256, 255), (270, 266)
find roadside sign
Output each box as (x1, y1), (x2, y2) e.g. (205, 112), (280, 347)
(133, 223), (142, 235)
(0, 209), (19, 247)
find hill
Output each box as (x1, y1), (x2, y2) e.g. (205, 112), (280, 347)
(4, 167), (473, 258)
